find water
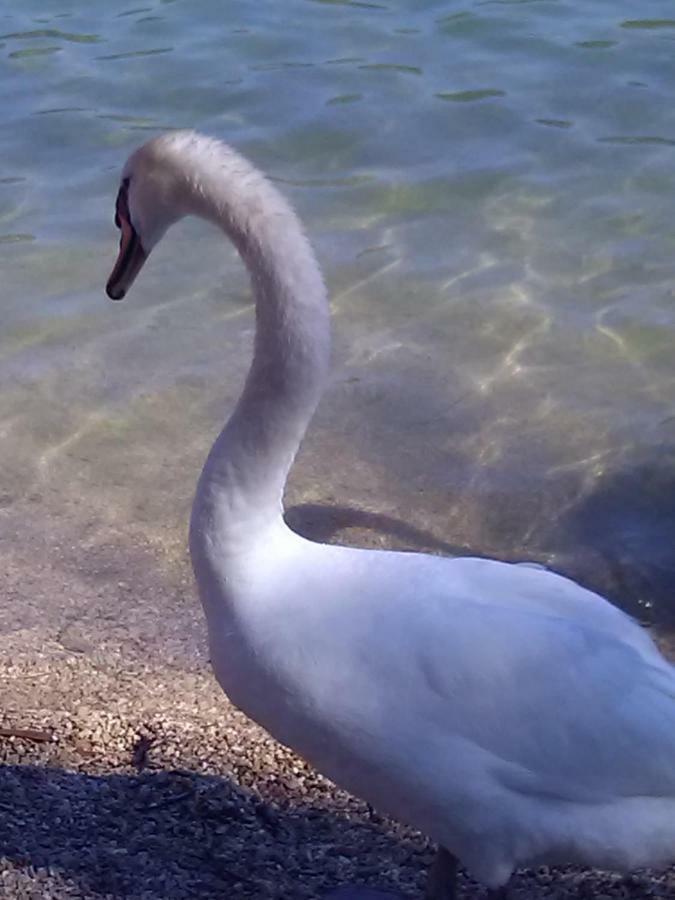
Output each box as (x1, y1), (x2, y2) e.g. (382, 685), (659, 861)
(2, 0), (675, 663)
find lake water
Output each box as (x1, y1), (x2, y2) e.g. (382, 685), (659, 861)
(2, 0), (675, 659)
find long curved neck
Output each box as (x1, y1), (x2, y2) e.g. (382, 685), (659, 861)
(185, 146), (330, 561)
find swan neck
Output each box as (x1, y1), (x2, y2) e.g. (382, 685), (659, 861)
(189, 156), (330, 557)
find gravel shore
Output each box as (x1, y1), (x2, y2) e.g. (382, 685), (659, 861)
(4, 657), (675, 900)
(2, 504), (675, 899)
(1, 653), (431, 899)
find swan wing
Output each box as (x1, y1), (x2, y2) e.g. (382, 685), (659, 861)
(443, 556), (659, 658)
(235, 546), (675, 806)
(406, 591), (675, 803)
(288, 549), (675, 804)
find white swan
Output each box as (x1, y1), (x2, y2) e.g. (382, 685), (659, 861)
(106, 131), (675, 899)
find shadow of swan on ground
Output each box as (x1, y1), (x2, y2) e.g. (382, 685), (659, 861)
(0, 763), (425, 899)
(0, 762), (664, 899)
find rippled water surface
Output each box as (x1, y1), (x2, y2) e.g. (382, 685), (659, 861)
(2, 0), (675, 637)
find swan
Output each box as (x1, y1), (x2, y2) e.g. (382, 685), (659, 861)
(105, 131), (675, 899)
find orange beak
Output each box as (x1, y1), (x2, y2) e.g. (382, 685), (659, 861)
(106, 180), (148, 300)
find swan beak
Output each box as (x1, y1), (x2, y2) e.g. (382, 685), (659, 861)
(106, 217), (148, 301)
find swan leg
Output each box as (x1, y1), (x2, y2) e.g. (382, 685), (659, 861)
(425, 847), (457, 900)
(486, 888), (508, 900)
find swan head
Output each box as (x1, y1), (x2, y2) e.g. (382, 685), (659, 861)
(106, 131), (202, 300)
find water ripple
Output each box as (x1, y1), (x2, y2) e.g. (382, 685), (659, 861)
(436, 89), (506, 102)
(9, 47), (61, 58)
(326, 94), (363, 105)
(536, 118), (573, 129)
(249, 61), (315, 71)
(597, 135), (675, 146)
(307, 0), (387, 8)
(359, 63), (421, 75)
(95, 47), (173, 60)
(478, 0), (555, 4)
(324, 56), (365, 65)
(356, 244), (392, 259)
(116, 7), (153, 16)
(621, 19), (675, 30)
(35, 107), (90, 115)
(0, 28), (101, 43)
(4, 0), (675, 623)
(0, 233), (34, 244)
(575, 40), (617, 49)
(437, 12), (473, 25)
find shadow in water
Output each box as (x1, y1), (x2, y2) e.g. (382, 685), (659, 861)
(285, 503), (470, 557)
(289, 448), (675, 638)
(545, 448), (675, 631)
(0, 763), (419, 899)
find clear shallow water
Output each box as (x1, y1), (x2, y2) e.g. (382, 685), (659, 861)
(2, 0), (675, 636)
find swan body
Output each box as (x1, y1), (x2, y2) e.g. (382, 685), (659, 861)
(107, 131), (675, 892)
